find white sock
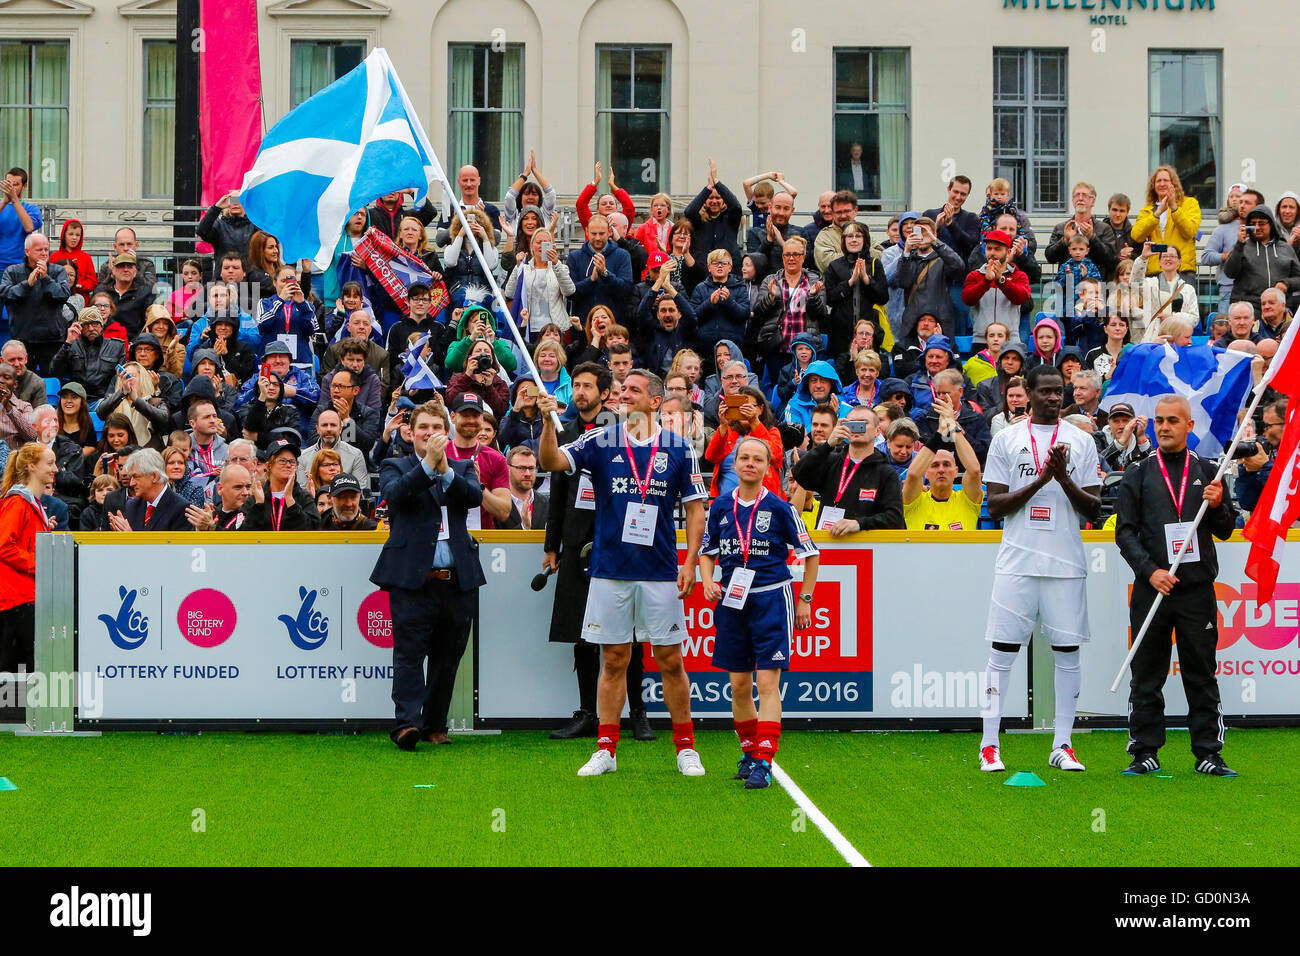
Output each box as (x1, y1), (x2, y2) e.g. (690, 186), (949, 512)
(1053, 649), (1081, 750)
(981, 648), (1018, 749)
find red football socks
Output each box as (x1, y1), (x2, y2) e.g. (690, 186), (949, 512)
(753, 721), (781, 763)
(734, 718), (758, 754)
(672, 721), (695, 754)
(597, 724), (619, 756)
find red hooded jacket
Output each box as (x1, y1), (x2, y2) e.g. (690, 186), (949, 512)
(50, 218), (97, 295)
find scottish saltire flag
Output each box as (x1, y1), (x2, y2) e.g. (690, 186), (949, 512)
(399, 333), (444, 391)
(1100, 342), (1253, 457)
(239, 49), (444, 269)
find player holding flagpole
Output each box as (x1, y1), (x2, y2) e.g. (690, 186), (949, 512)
(979, 364), (1101, 773)
(536, 374), (709, 777)
(698, 437), (820, 790)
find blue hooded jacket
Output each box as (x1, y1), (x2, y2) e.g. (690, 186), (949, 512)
(907, 333), (960, 416)
(783, 359), (852, 428)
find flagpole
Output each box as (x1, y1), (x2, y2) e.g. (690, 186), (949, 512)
(378, 50), (562, 432)
(1108, 378), (1270, 694)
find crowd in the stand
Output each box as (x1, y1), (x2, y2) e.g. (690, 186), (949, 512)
(0, 154), (1291, 551)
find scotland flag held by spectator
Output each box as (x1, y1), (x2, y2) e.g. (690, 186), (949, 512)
(400, 333), (445, 391)
(1100, 342), (1253, 457)
(239, 49), (444, 270)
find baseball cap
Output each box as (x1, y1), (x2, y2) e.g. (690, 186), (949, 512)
(1108, 402), (1136, 419)
(112, 251), (137, 266)
(452, 393), (485, 415)
(58, 382), (87, 400)
(262, 340), (292, 357)
(983, 229), (1013, 247)
(260, 434), (302, 462)
(646, 251), (671, 270)
(329, 475), (363, 497)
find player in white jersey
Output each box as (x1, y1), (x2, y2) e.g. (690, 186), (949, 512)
(979, 363), (1101, 773)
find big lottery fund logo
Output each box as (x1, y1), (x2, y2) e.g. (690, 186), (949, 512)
(280, 587), (329, 650)
(357, 590), (393, 649)
(177, 589), (236, 648)
(99, 586), (149, 650)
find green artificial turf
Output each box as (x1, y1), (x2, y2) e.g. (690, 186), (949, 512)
(1, 728), (1294, 867)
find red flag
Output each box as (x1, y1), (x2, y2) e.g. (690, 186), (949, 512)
(1259, 311), (1300, 395)
(1243, 399), (1300, 602)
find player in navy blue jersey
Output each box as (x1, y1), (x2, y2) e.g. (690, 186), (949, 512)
(699, 437), (819, 789)
(537, 371), (710, 777)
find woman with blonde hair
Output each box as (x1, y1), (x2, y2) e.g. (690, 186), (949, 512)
(0, 442), (57, 672)
(1131, 165), (1201, 280)
(397, 215), (441, 274)
(96, 361), (169, 450)
(505, 227), (574, 335)
(443, 207), (500, 294)
(532, 337), (572, 407)
(1144, 311), (1197, 346)
(668, 348), (703, 402)
(565, 303), (619, 370)
(162, 443), (206, 506)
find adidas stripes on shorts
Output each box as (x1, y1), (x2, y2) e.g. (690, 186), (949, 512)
(712, 583), (795, 672)
(985, 573), (1091, 646)
(581, 578), (689, 646)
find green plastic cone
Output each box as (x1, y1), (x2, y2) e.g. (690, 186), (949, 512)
(1004, 771), (1045, 787)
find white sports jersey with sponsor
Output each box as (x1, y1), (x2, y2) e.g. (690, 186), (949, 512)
(984, 418), (1100, 578)
(561, 423), (708, 581)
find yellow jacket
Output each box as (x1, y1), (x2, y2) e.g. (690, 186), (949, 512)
(1132, 196), (1202, 275)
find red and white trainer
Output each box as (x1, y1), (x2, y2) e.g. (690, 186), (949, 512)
(1049, 746), (1086, 771)
(979, 745), (1005, 772)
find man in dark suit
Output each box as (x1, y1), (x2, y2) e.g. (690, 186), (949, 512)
(106, 448), (191, 532)
(501, 445), (549, 531)
(370, 400), (484, 751)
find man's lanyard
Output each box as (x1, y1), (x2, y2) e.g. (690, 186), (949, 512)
(623, 427), (660, 502)
(449, 441), (481, 464)
(835, 453), (866, 505)
(732, 489), (766, 566)
(196, 442), (215, 476)
(1157, 449), (1190, 518)
(1029, 423), (1060, 474)
(270, 494), (286, 531)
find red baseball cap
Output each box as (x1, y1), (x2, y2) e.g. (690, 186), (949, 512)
(983, 229), (1013, 248)
(647, 251), (671, 269)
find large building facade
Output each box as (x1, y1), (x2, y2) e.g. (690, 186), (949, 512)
(0, 0), (1282, 219)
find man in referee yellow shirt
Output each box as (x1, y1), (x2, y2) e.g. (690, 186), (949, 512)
(902, 396), (984, 530)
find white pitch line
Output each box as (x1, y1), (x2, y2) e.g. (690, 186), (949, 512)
(772, 760), (871, 867)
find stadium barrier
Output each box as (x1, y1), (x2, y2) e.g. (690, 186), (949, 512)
(18, 530), (1300, 732)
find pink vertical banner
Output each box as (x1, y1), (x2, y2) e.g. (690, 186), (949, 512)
(199, 0), (262, 209)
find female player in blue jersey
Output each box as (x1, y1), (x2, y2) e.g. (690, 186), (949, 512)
(699, 437), (819, 789)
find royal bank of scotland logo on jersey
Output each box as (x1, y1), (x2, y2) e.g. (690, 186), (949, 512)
(755, 512), (771, 533)
(611, 477), (630, 494)
(99, 586), (149, 651)
(279, 587), (330, 651)
(653, 452), (668, 473)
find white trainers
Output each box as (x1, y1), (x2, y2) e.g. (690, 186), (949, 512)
(577, 749), (617, 776)
(979, 745), (1005, 772)
(676, 748), (706, 776)
(1049, 746), (1086, 771)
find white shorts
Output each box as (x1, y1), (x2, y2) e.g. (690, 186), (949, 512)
(985, 574), (1091, 646)
(581, 578), (688, 646)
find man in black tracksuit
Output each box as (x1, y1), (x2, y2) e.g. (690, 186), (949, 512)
(1115, 394), (1238, 777)
(542, 362), (654, 741)
(790, 404), (904, 533)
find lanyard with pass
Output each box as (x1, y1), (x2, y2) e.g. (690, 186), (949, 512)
(270, 495), (286, 531)
(623, 428), (659, 502)
(835, 453), (866, 505)
(1028, 423), (1061, 474)
(196, 443), (215, 476)
(1156, 450), (1189, 518)
(283, 302), (292, 333)
(732, 489), (766, 567)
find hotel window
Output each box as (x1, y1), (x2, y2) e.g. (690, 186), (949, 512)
(1149, 50), (1221, 210)
(291, 40), (365, 109)
(449, 43), (524, 206)
(0, 40), (68, 199)
(993, 48), (1067, 214)
(833, 48), (909, 211)
(596, 46), (669, 196)
(142, 39), (176, 199)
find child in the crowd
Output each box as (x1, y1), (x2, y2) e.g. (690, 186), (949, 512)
(79, 474), (120, 531)
(747, 180), (775, 233)
(979, 178), (1023, 238)
(1026, 315), (1064, 370)
(1055, 234), (1102, 302)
